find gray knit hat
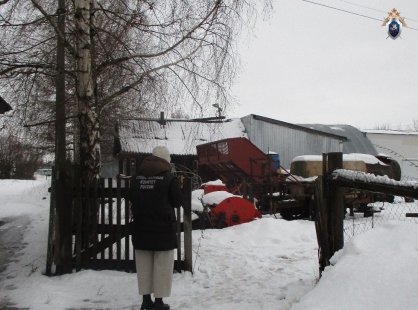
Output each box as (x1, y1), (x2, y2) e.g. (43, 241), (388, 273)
(152, 145), (171, 163)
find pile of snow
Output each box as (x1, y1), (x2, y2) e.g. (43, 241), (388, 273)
(1, 178), (418, 309)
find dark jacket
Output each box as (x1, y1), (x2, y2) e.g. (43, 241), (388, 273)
(129, 155), (183, 251)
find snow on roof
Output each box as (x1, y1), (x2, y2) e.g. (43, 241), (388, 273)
(292, 153), (386, 165)
(363, 129), (418, 136)
(118, 118), (247, 155)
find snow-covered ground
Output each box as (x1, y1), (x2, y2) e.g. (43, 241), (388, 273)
(0, 177), (417, 309)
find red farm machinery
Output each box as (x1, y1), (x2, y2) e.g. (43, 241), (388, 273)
(195, 137), (402, 221)
(196, 137), (311, 221)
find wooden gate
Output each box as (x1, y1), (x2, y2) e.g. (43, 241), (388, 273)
(46, 174), (193, 275)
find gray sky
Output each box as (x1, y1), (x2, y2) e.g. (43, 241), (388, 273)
(230, 0), (418, 130)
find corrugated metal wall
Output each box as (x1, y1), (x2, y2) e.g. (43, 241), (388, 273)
(241, 115), (343, 169)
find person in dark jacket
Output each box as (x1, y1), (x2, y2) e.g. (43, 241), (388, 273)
(129, 146), (183, 310)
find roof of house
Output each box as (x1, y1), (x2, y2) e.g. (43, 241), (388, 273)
(116, 118), (247, 156)
(0, 95), (12, 114)
(300, 124), (377, 155)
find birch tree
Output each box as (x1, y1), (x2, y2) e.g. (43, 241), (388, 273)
(0, 0), (272, 181)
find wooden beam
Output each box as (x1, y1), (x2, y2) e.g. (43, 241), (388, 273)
(333, 175), (418, 199)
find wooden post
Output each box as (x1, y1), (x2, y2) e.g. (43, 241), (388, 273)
(314, 176), (330, 274)
(183, 177), (193, 273)
(321, 152), (344, 267)
(55, 165), (73, 274)
(326, 152), (344, 255)
(176, 206), (182, 273)
(45, 167), (56, 275)
(330, 186), (345, 254)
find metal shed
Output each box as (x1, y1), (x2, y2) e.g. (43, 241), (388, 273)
(241, 114), (347, 169)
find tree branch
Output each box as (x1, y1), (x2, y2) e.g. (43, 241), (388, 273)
(96, 0), (222, 70)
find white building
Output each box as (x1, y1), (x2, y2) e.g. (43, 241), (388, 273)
(364, 130), (418, 180)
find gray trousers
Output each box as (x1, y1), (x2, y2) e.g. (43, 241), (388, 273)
(134, 249), (175, 298)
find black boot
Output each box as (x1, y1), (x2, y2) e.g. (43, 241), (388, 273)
(154, 298), (170, 310)
(140, 294), (154, 310)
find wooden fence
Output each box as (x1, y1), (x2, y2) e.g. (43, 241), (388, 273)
(315, 152), (418, 275)
(46, 174), (193, 275)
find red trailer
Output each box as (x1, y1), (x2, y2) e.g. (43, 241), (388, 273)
(197, 137), (278, 192)
(196, 137), (287, 211)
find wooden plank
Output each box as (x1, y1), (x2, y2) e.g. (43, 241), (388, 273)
(124, 179), (131, 272)
(108, 178), (113, 261)
(82, 178), (90, 267)
(91, 179), (99, 262)
(70, 187), (129, 198)
(333, 176), (418, 199)
(406, 213), (418, 217)
(116, 177), (122, 269)
(100, 178), (106, 261)
(80, 231), (129, 258)
(175, 206), (182, 273)
(96, 224), (131, 234)
(77, 258), (135, 272)
(75, 177), (82, 271)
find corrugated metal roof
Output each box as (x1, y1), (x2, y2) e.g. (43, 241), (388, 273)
(300, 124), (377, 155)
(117, 118), (247, 156)
(241, 115), (346, 169)
(251, 115), (348, 140)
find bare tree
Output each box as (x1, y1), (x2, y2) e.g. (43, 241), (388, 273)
(0, 0), (272, 180)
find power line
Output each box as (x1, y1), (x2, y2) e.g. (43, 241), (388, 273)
(338, 0), (418, 23)
(339, 0), (387, 15)
(301, 0), (418, 31)
(301, 0), (381, 21)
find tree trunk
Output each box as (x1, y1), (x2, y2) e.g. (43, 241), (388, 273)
(75, 0), (100, 181)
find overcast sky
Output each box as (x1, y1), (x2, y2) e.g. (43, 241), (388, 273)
(230, 0), (418, 130)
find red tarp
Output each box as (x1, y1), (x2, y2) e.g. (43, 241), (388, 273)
(211, 196), (261, 227)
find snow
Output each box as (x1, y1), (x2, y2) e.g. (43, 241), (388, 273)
(292, 153), (387, 165)
(363, 129), (418, 136)
(118, 118), (247, 155)
(1, 177), (418, 309)
(334, 169), (418, 189)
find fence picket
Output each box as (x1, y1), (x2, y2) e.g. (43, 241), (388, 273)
(124, 179), (131, 271)
(108, 178), (113, 261)
(75, 177), (82, 271)
(116, 177), (122, 269)
(100, 178), (106, 262)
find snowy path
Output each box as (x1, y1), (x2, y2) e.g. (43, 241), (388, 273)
(170, 219), (319, 310)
